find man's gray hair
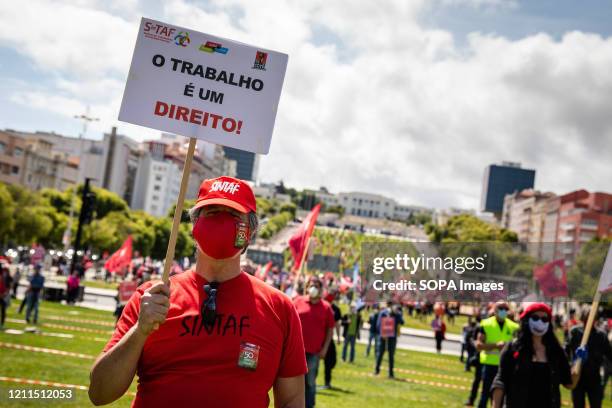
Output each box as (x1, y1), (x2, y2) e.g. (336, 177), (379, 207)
(189, 206), (258, 242)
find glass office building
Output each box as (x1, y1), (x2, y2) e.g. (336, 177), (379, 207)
(481, 162), (535, 214)
(222, 146), (258, 181)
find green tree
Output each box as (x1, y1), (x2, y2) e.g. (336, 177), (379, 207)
(40, 188), (73, 214)
(0, 183), (15, 242)
(12, 206), (54, 245)
(89, 186), (129, 219)
(256, 197), (273, 218)
(259, 211), (293, 239)
(429, 214), (518, 243)
(166, 199), (196, 223)
(567, 239), (611, 301)
(325, 205), (345, 217)
(5, 184), (54, 245)
(150, 218), (193, 260)
(85, 211), (131, 252)
(38, 206), (70, 248)
(279, 202), (297, 218)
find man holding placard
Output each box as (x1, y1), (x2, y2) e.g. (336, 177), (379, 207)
(89, 15), (298, 406)
(89, 176), (307, 407)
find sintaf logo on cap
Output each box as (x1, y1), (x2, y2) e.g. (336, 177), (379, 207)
(193, 176), (256, 214)
(210, 180), (240, 194)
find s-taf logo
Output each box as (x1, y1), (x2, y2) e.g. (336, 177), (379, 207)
(174, 31), (190, 47)
(252, 51), (268, 70)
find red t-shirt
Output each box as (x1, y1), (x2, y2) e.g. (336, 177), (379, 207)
(104, 271), (307, 408)
(292, 296), (335, 354)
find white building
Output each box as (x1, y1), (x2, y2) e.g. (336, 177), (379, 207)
(131, 142), (182, 217)
(337, 192), (396, 218)
(101, 128), (141, 205)
(252, 182), (277, 200)
(315, 190), (339, 208)
(26, 128), (141, 205)
(31, 131), (106, 185)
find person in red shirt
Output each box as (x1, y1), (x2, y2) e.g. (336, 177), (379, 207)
(89, 176), (307, 407)
(293, 276), (335, 408)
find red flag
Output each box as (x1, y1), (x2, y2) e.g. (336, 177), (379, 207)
(104, 236), (133, 275)
(288, 204), (321, 272)
(534, 259), (568, 298)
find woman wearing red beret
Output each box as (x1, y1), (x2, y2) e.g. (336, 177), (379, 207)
(491, 303), (584, 408)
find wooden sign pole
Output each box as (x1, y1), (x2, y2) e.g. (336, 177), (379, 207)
(161, 137), (197, 284)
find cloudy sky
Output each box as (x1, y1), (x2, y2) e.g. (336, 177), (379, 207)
(1, 0), (611, 210)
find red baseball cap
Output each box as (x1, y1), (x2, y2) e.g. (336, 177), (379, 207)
(192, 176), (257, 214)
(519, 302), (552, 320)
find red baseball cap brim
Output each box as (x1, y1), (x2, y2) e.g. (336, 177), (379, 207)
(192, 197), (249, 213)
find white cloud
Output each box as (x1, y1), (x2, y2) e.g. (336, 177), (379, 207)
(437, 0), (518, 10)
(0, 0), (135, 78)
(1, 0), (611, 209)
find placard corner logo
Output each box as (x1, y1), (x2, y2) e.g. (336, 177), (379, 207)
(143, 21), (177, 44)
(199, 41), (229, 54)
(174, 31), (191, 47)
(252, 51), (268, 70)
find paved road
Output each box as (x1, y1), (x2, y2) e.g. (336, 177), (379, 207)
(358, 328), (461, 356)
(15, 281), (117, 312)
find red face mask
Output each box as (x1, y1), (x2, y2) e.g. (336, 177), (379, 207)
(193, 211), (250, 260)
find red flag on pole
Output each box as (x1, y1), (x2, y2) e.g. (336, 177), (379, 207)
(288, 204), (321, 272)
(534, 258), (568, 298)
(104, 236), (133, 275)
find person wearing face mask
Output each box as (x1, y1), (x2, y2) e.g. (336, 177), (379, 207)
(293, 276), (335, 408)
(374, 301), (404, 378)
(491, 303), (582, 408)
(89, 176), (307, 408)
(474, 301), (519, 408)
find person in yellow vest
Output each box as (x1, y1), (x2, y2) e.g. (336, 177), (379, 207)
(474, 301), (519, 408)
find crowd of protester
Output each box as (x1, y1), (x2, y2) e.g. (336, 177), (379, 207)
(2, 246), (612, 407)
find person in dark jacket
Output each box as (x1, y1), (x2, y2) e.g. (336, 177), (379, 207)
(465, 316), (483, 406)
(566, 311), (612, 408)
(491, 303), (582, 408)
(342, 303), (362, 363)
(365, 304), (379, 357)
(374, 301), (404, 378)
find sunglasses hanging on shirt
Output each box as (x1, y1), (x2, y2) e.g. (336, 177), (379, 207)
(202, 282), (219, 326)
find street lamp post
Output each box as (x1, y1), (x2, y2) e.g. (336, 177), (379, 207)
(63, 108), (99, 252)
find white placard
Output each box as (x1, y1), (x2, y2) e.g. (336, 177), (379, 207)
(597, 243), (612, 293)
(119, 17), (288, 154)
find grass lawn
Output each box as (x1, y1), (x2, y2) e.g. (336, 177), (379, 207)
(1, 301), (610, 407)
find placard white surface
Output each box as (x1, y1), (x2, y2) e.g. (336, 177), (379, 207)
(119, 17), (288, 154)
